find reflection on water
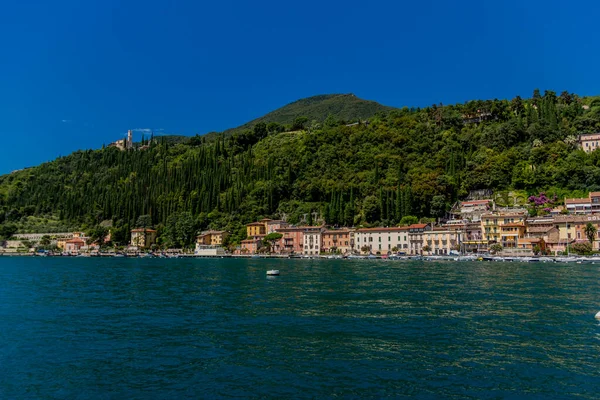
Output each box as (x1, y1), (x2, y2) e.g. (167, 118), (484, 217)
(0, 257), (599, 398)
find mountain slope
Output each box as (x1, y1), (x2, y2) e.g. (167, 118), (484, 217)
(220, 93), (396, 137)
(1, 90), (598, 246)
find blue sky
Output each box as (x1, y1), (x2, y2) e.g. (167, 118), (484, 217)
(0, 0), (599, 174)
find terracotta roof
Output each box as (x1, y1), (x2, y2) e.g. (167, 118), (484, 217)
(519, 238), (541, 243)
(502, 223), (525, 228)
(527, 226), (555, 233)
(565, 198), (590, 205)
(356, 227), (410, 233)
(66, 238), (85, 244)
(246, 222), (265, 226)
(323, 229), (351, 234)
(131, 228), (157, 233)
(408, 224), (428, 229)
(589, 192), (600, 198)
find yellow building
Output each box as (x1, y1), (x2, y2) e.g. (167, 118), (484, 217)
(481, 212), (527, 248)
(196, 230), (229, 246)
(130, 228), (157, 248)
(246, 220), (270, 238)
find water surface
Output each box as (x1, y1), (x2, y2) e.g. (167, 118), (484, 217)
(1, 257), (599, 398)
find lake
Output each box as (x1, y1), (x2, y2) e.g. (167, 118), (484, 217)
(1, 257), (599, 398)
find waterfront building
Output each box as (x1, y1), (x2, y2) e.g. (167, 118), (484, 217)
(554, 215), (600, 251)
(355, 227), (410, 255)
(444, 220), (485, 253)
(321, 229), (354, 254)
(196, 230), (229, 246)
(408, 223), (431, 255)
(302, 226), (323, 255)
(240, 238), (262, 254)
(130, 228), (157, 248)
(65, 238), (86, 253)
(272, 227), (302, 254)
(480, 211), (527, 248)
(422, 227), (462, 255)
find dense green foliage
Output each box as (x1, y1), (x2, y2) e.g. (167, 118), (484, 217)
(217, 93), (395, 138)
(2, 90), (600, 246)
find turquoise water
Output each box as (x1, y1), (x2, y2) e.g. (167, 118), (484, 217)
(1, 257), (599, 399)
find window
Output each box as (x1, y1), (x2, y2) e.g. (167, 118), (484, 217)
(398, 236), (401, 241)
(378, 237), (381, 242)
(388, 244), (391, 249)
(378, 244), (381, 250)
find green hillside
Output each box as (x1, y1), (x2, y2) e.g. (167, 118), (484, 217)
(219, 93), (395, 138)
(1, 89), (600, 248)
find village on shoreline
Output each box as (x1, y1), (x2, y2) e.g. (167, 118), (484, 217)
(3, 190), (600, 261)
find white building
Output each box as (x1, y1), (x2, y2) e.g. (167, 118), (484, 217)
(355, 227), (411, 255)
(302, 227), (323, 255)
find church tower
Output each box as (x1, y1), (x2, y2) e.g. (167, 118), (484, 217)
(127, 130), (133, 149)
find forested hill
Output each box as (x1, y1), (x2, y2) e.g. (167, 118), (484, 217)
(216, 93), (396, 138)
(1, 89), (600, 248)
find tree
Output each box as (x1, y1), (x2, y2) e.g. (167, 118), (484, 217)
(399, 216), (418, 226)
(490, 243), (503, 254)
(40, 235), (51, 247)
(571, 242), (592, 255)
(422, 244), (431, 254)
(430, 195), (446, 218)
(136, 215), (153, 229)
(584, 222), (597, 244)
(263, 232), (283, 253)
(0, 224), (17, 240)
(360, 245), (371, 254)
(291, 116), (309, 130)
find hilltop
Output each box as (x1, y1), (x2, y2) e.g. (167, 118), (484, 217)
(217, 93), (395, 138)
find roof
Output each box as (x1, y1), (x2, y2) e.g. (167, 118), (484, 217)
(502, 223), (525, 228)
(198, 230), (226, 236)
(408, 224), (428, 229)
(66, 238), (85, 244)
(518, 238), (542, 243)
(323, 229), (351, 234)
(461, 200), (490, 206)
(246, 222), (266, 226)
(527, 226), (556, 233)
(589, 192), (600, 198)
(579, 133), (600, 140)
(565, 198), (590, 205)
(356, 227), (410, 233)
(131, 228), (157, 233)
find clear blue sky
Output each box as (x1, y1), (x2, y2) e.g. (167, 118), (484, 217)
(1, 0), (599, 174)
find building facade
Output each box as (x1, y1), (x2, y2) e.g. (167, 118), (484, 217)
(579, 133), (600, 153)
(321, 229), (354, 254)
(355, 227), (410, 255)
(130, 228), (157, 248)
(302, 227), (323, 255)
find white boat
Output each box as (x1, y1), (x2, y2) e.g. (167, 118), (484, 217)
(266, 269), (280, 276)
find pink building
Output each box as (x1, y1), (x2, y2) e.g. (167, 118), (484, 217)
(266, 220), (289, 234)
(275, 227), (305, 254)
(241, 238), (262, 254)
(65, 238), (85, 253)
